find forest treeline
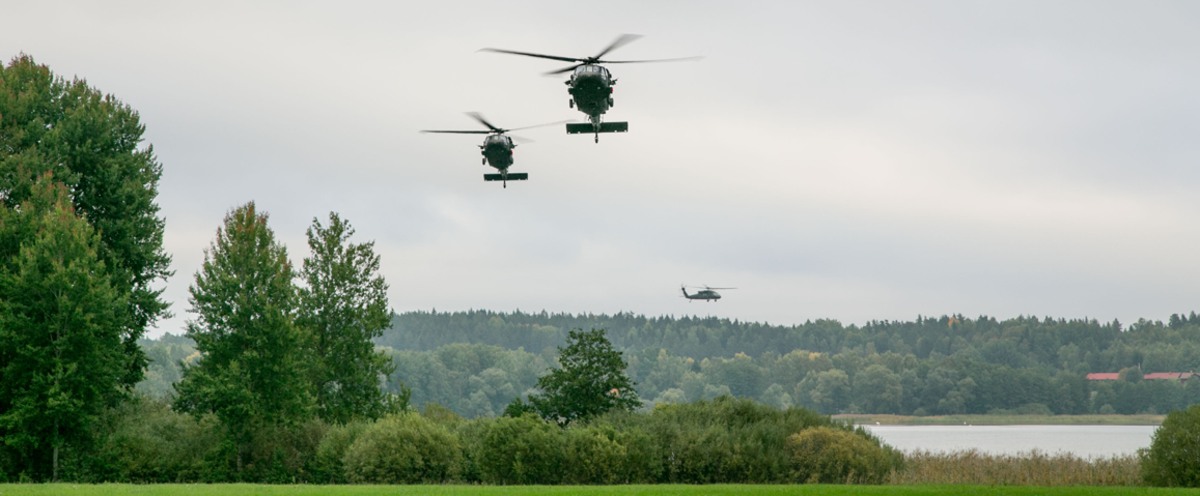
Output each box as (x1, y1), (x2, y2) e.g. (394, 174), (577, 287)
(141, 309), (1200, 418)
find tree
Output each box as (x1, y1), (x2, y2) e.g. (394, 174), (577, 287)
(173, 202), (312, 471)
(297, 213), (394, 424)
(0, 55), (172, 389)
(0, 176), (127, 480)
(807, 369), (850, 413)
(853, 364), (903, 414)
(528, 328), (640, 425)
(1143, 404), (1200, 486)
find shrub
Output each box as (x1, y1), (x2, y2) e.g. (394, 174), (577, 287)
(342, 413), (462, 483)
(94, 398), (224, 482)
(643, 396), (844, 483)
(308, 421), (367, 483)
(597, 414), (664, 483)
(787, 426), (902, 484)
(242, 420), (327, 483)
(475, 414), (564, 484)
(452, 418), (490, 483)
(560, 424), (628, 484)
(1142, 404), (1200, 486)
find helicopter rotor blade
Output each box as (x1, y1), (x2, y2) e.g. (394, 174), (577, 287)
(506, 119), (573, 132)
(543, 64), (583, 76)
(478, 48), (583, 64)
(594, 33), (642, 60)
(420, 129), (491, 134)
(466, 112), (504, 133)
(601, 56), (704, 64)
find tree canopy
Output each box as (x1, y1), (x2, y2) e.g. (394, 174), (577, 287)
(1, 54), (169, 481)
(527, 328), (640, 425)
(0, 176), (128, 480)
(298, 212), (395, 424)
(0, 54), (171, 389)
(173, 202), (313, 471)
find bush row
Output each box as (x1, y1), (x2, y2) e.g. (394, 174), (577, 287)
(16, 396), (901, 484)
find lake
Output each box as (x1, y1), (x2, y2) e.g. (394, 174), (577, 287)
(861, 424), (1158, 459)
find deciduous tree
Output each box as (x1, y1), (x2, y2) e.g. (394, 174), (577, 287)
(297, 212), (394, 423)
(173, 202), (312, 471)
(528, 328), (640, 425)
(0, 176), (127, 480)
(0, 55), (172, 389)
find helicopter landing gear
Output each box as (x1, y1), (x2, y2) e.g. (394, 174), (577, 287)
(569, 99), (574, 108)
(608, 98), (614, 107)
(482, 157), (486, 165)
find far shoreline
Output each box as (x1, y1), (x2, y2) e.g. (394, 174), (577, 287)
(833, 413), (1164, 426)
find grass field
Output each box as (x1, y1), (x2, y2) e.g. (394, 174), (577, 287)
(833, 414), (1166, 426)
(3, 485), (1200, 496)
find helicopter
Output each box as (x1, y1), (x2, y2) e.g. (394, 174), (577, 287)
(681, 285), (736, 302)
(481, 34), (700, 143)
(421, 112), (565, 188)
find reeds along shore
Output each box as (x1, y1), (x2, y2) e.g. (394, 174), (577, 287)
(887, 450), (1143, 486)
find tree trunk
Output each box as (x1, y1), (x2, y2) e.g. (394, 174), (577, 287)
(52, 418), (60, 482)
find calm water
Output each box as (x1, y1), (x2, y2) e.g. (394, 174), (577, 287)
(861, 425), (1158, 459)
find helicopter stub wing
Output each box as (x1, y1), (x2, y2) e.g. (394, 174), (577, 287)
(566, 122), (628, 134)
(484, 173), (527, 182)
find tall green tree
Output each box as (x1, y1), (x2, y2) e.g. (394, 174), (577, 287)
(173, 202), (312, 471)
(0, 54), (171, 389)
(298, 212), (394, 424)
(528, 328), (640, 425)
(0, 176), (127, 480)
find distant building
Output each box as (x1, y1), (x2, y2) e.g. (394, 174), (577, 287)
(1143, 372), (1195, 380)
(1086, 372), (1194, 381)
(1086, 373), (1120, 381)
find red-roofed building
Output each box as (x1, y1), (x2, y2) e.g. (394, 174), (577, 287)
(1086, 373), (1119, 381)
(1143, 372), (1195, 381)
(1087, 372), (1194, 381)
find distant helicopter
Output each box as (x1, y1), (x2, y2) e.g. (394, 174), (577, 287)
(481, 34), (700, 143)
(421, 113), (566, 188)
(681, 285), (735, 302)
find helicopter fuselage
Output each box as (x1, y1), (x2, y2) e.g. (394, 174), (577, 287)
(563, 65), (629, 142)
(681, 287), (721, 301)
(480, 134), (515, 170)
(568, 64), (614, 122)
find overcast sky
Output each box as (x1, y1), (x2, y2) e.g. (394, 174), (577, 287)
(8, 1), (1200, 337)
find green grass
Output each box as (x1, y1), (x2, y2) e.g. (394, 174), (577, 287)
(834, 414), (1165, 426)
(3, 485), (1200, 496)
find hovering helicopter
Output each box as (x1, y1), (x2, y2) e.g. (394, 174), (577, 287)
(681, 285), (736, 302)
(421, 112), (566, 188)
(481, 34), (700, 143)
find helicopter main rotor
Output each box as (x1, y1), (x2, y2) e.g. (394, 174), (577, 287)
(421, 112), (568, 137)
(683, 285), (737, 291)
(480, 34), (702, 76)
